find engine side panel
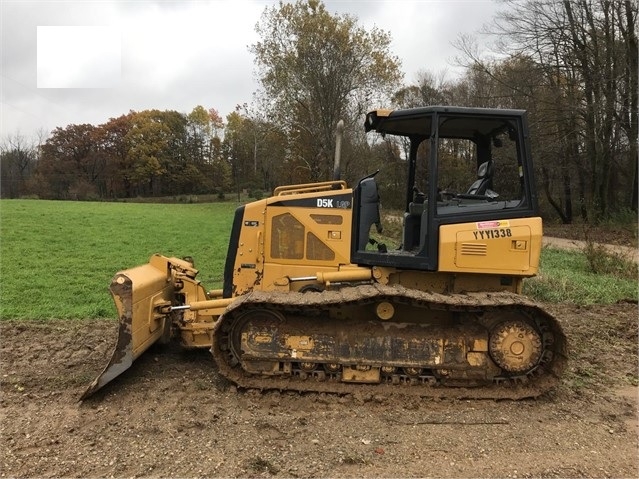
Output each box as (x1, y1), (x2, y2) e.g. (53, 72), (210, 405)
(438, 217), (542, 275)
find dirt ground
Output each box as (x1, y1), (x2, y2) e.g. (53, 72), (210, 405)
(543, 224), (638, 249)
(1, 301), (637, 478)
(542, 236), (638, 263)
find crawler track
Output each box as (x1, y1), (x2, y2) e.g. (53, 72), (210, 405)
(211, 284), (567, 400)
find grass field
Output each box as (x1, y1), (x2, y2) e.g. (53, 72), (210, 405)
(1, 200), (237, 319)
(1, 199), (636, 319)
(523, 247), (637, 304)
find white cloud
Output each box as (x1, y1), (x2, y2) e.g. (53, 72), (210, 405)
(353, 0), (499, 82)
(119, 1), (261, 94)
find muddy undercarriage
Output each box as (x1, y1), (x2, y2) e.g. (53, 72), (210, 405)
(211, 285), (567, 400)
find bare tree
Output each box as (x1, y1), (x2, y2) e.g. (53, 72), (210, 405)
(461, 0), (638, 221)
(0, 134), (39, 198)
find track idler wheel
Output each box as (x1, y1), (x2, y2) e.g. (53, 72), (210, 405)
(324, 363), (341, 373)
(299, 362), (318, 372)
(489, 320), (543, 374)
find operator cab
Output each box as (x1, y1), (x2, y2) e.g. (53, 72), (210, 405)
(352, 106), (539, 271)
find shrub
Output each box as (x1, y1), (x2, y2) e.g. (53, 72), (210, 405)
(249, 190), (263, 200)
(582, 239), (637, 280)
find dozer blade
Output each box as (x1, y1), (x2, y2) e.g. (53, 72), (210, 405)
(81, 257), (174, 400)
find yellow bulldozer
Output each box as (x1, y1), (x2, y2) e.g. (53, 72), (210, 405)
(83, 106), (567, 400)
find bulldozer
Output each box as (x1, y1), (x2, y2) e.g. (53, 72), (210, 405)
(82, 106), (567, 400)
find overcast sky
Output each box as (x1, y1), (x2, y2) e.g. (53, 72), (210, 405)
(1, 0), (500, 141)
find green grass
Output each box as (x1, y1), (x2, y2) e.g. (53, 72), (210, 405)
(524, 246), (638, 304)
(0, 200), (238, 319)
(1, 200), (636, 319)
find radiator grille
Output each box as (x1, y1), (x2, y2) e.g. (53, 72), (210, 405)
(459, 243), (487, 256)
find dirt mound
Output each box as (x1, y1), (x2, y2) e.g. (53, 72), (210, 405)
(2, 303), (638, 478)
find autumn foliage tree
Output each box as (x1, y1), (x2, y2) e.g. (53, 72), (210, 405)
(37, 123), (102, 199)
(24, 106), (228, 200)
(251, 0), (402, 182)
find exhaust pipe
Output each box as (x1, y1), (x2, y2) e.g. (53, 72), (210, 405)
(333, 119), (344, 181)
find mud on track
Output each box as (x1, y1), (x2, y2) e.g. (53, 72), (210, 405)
(1, 302), (638, 478)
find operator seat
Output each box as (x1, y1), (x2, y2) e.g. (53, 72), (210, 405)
(356, 176), (382, 250)
(466, 161), (493, 195)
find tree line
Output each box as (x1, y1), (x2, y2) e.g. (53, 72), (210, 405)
(1, 107), (229, 200)
(1, 0), (636, 224)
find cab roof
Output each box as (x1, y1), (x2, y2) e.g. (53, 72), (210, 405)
(364, 106), (526, 139)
